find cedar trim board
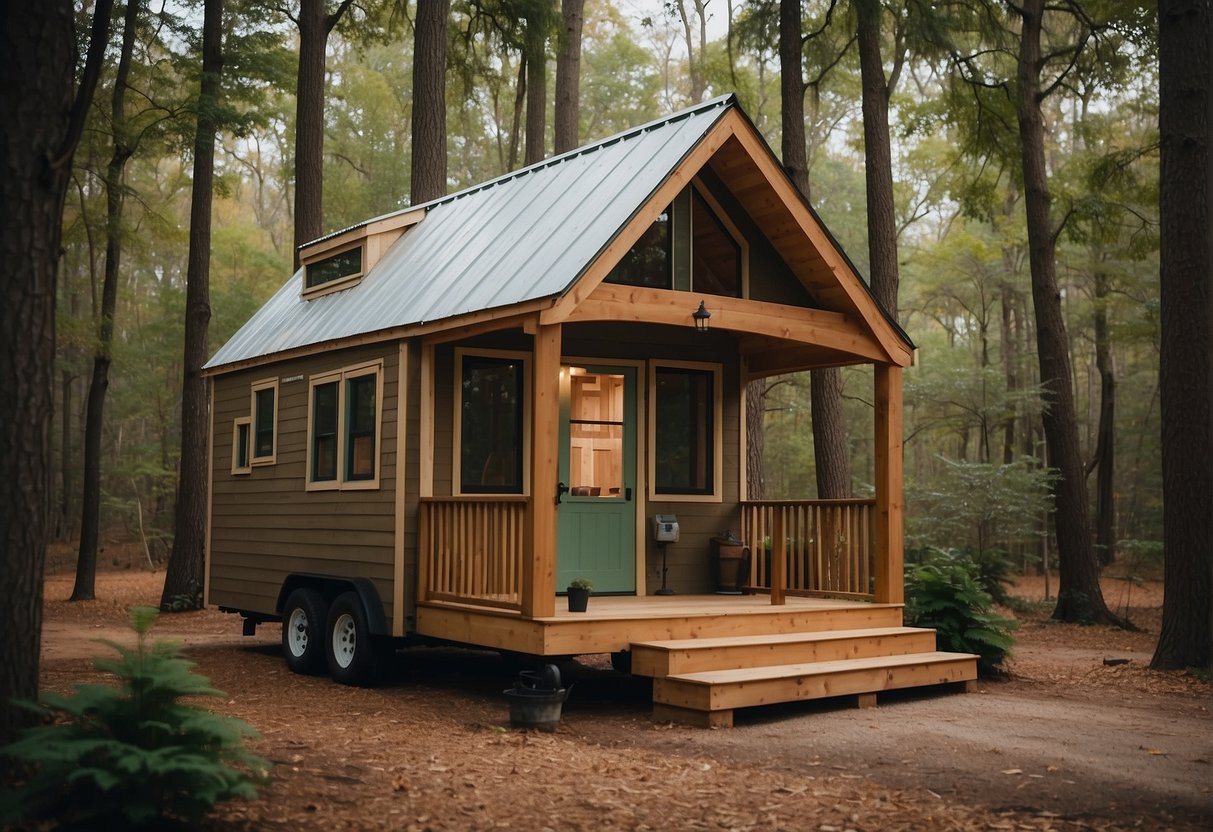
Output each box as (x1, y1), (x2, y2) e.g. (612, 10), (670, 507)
(651, 652), (979, 712)
(629, 627), (938, 677)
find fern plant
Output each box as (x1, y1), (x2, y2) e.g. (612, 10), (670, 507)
(905, 556), (1019, 677)
(0, 606), (269, 829)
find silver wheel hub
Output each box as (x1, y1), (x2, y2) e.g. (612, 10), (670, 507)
(287, 608), (310, 657)
(332, 612), (357, 669)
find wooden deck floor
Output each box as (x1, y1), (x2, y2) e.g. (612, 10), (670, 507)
(415, 593), (904, 656)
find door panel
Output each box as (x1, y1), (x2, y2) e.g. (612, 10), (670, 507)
(557, 366), (636, 593)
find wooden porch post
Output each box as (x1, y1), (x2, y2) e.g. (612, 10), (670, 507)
(522, 322), (560, 618)
(770, 507), (786, 606)
(874, 364), (904, 605)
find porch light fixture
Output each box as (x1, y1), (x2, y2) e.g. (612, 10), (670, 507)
(692, 300), (711, 333)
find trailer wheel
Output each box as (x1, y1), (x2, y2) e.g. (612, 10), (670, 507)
(325, 591), (383, 686)
(281, 588), (327, 675)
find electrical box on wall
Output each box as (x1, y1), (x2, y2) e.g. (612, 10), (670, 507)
(652, 514), (680, 543)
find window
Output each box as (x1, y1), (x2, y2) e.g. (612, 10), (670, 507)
(605, 205), (671, 289)
(311, 380), (338, 482)
(250, 378), (278, 465)
(346, 373), (377, 481)
(692, 190), (742, 297)
(650, 362), (722, 500)
(231, 417), (251, 475)
(304, 245), (363, 293)
(306, 361), (383, 490)
(458, 354), (525, 494)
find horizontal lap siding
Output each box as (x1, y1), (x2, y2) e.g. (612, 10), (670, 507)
(209, 343), (399, 621)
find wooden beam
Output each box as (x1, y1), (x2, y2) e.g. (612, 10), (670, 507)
(770, 507), (786, 606)
(523, 322), (561, 618)
(393, 342), (408, 637)
(568, 284), (887, 363)
(874, 365), (904, 606)
(743, 344), (869, 379)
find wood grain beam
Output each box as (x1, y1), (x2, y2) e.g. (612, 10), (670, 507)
(874, 364), (904, 606)
(523, 321), (560, 618)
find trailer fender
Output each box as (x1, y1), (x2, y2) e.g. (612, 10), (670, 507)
(276, 574), (390, 637)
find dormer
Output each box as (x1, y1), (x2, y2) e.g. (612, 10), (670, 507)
(298, 207), (426, 299)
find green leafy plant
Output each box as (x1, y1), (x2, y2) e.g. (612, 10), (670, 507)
(568, 578), (593, 592)
(905, 554), (1019, 678)
(0, 606), (269, 829)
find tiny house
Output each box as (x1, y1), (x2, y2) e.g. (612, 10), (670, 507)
(204, 95), (976, 726)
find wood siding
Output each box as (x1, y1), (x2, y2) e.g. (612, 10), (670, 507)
(209, 343), (400, 621)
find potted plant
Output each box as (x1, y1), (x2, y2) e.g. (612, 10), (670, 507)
(566, 578), (592, 612)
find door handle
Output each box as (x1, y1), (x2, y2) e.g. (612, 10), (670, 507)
(556, 481), (569, 505)
(625, 486), (632, 501)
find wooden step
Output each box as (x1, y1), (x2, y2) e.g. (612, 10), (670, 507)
(652, 651), (979, 728)
(631, 627), (937, 677)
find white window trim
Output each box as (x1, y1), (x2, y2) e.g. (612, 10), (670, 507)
(647, 359), (724, 503)
(231, 416), (251, 475)
(305, 359), (385, 492)
(453, 348), (531, 497)
(250, 377), (278, 466)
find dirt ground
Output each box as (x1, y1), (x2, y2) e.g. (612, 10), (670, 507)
(35, 559), (1213, 831)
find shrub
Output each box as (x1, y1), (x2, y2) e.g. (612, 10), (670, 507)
(0, 607), (269, 829)
(905, 554), (1019, 677)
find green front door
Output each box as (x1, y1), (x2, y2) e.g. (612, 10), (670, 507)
(556, 365), (637, 593)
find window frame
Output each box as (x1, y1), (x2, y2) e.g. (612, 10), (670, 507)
(231, 416), (251, 475)
(300, 240), (365, 300)
(305, 359), (384, 492)
(647, 359), (723, 503)
(249, 377), (278, 466)
(453, 348), (531, 496)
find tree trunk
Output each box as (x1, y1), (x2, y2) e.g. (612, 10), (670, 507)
(778, 0), (809, 198)
(779, 0), (849, 497)
(1152, 0), (1211, 670)
(292, 0), (355, 266)
(161, 0), (223, 613)
(745, 380), (766, 500)
(855, 0), (899, 319)
(73, 0), (140, 603)
(0, 0), (112, 745)
(410, 0), (449, 205)
(1091, 268), (1117, 566)
(1015, 0), (1118, 624)
(293, 0), (327, 266)
(509, 59), (526, 171)
(524, 13), (547, 165)
(553, 0), (584, 154)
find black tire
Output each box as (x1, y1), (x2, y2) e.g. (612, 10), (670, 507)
(281, 587), (328, 675)
(325, 591), (383, 686)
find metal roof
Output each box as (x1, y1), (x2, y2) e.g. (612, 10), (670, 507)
(206, 95), (735, 370)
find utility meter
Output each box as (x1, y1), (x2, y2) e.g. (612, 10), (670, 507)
(652, 514), (680, 543)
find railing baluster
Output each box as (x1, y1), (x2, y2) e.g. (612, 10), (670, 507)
(739, 498), (876, 601)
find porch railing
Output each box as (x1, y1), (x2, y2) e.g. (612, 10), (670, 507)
(419, 496), (528, 612)
(740, 499), (876, 600)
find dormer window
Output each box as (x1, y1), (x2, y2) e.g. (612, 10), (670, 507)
(302, 243), (364, 298)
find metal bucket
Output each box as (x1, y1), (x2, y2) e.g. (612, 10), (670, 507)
(504, 664), (570, 731)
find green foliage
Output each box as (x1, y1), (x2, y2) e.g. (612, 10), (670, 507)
(905, 552), (1019, 677)
(907, 545), (1016, 606)
(0, 607), (269, 829)
(568, 578), (593, 591)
